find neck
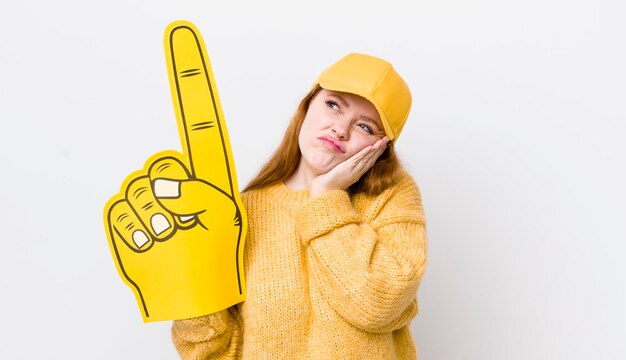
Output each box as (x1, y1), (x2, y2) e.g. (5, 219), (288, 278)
(284, 161), (316, 190)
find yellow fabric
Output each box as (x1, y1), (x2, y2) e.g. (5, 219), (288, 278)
(172, 171), (427, 359)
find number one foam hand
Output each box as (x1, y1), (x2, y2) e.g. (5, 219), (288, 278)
(103, 20), (247, 322)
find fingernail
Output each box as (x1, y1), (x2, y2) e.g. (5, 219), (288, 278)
(132, 230), (150, 248)
(179, 215), (194, 222)
(154, 179), (180, 198)
(151, 213), (170, 235)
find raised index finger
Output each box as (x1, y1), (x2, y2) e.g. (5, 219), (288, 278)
(164, 20), (235, 197)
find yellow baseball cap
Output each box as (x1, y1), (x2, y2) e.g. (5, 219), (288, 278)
(314, 53), (412, 142)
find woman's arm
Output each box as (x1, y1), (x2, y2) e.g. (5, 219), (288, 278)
(171, 306), (242, 359)
(297, 173), (427, 333)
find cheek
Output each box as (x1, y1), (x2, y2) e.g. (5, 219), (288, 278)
(298, 120), (314, 148)
(346, 134), (379, 155)
(302, 107), (332, 129)
(298, 116), (314, 138)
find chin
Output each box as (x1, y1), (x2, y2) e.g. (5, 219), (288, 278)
(311, 163), (339, 177)
(304, 154), (337, 175)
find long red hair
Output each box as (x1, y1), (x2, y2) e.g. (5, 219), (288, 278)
(243, 85), (405, 196)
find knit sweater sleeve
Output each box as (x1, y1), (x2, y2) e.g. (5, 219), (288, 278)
(296, 174), (427, 333)
(171, 306), (242, 359)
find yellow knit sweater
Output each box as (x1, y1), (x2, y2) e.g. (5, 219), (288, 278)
(172, 171), (427, 359)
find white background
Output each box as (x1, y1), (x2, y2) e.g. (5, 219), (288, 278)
(1, 0), (624, 359)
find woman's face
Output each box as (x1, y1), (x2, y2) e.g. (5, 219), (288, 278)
(297, 89), (386, 176)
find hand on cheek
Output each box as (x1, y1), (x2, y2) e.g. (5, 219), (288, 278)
(309, 137), (388, 198)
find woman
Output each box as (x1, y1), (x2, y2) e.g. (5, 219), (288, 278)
(172, 53), (427, 359)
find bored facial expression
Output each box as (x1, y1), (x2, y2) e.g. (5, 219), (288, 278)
(297, 89), (386, 175)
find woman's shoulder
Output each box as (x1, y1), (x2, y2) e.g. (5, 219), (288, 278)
(352, 171), (424, 226)
(361, 170), (420, 201)
(240, 182), (309, 208)
(240, 185), (265, 205)
(394, 170), (419, 190)
(352, 170), (423, 216)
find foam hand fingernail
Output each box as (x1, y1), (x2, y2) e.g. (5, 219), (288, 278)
(151, 213), (171, 235)
(154, 179), (180, 198)
(132, 230), (150, 248)
(179, 215), (194, 222)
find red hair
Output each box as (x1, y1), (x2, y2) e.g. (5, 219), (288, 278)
(243, 85), (404, 196)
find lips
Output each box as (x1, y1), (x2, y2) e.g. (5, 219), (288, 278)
(318, 136), (345, 153)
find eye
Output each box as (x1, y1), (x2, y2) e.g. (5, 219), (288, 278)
(357, 123), (373, 134)
(325, 100), (339, 111)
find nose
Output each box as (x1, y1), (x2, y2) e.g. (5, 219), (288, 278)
(331, 123), (349, 140)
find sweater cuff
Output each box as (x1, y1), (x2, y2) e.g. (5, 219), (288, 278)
(172, 310), (229, 343)
(296, 190), (362, 246)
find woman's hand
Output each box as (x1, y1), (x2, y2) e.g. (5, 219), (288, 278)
(309, 137), (388, 198)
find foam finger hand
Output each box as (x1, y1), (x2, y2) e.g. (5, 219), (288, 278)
(125, 176), (176, 241)
(108, 199), (154, 251)
(148, 154), (197, 227)
(147, 152), (235, 222)
(154, 178), (236, 225)
(166, 22), (235, 197)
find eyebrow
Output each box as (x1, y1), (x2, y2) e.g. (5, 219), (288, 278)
(360, 116), (383, 132)
(328, 92), (384, 131)
(328, 93), (350, 108)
